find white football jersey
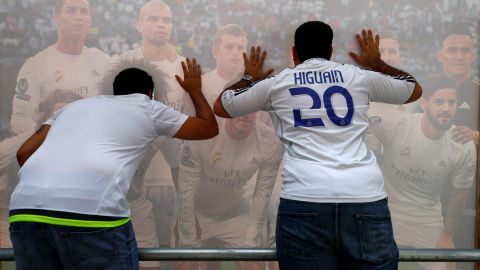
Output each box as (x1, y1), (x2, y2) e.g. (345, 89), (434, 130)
(366, 113), (476, 225)
(121, 48), (192, 186)
(178, 121), (283, 247)
(221, 58), (416, 203)
(11, 46), (112, 135)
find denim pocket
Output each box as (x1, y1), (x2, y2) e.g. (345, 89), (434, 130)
(61, 227), (117, 270)
(277, 211), (318, 256)
(355, 214), (394, 264)
(9, 226), (34, 270)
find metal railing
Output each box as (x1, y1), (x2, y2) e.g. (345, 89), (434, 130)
(1, 248), (480, 262)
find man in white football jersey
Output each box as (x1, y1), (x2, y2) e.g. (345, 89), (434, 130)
(176, 113), (283, 270)
(365, 73), (476, 270)
(10, 0), (112, 135)
(202, 24), (248, 108)
(366, 30), (420, 159)
(214, 21), (422, 269)
(109, 2), (191, 269)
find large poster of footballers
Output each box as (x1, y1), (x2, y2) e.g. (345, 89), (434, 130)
(0, 0), (479, 269)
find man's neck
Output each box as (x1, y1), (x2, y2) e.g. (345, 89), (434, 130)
(54, 37), (85, 55)
(421, 115), (447, 140)
(216, 67), (242, 82)
(225, 123), (253, 141)
(449, 72), (471, 85)
(141, 42), (169, 61)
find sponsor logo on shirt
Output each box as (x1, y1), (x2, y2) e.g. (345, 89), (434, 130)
(400, 147), (411, 159)
(15, 93), (31, 101)
(181, 146), (195, 168)
(397, 105), (406, 111)
(17, 78), (28, 93)
(437, 160), (447, 167)
(212, 152), (222, 165)
(459, 102), (470, 109)
(92, 70), (100, 77)
(54, 71), (64, 83)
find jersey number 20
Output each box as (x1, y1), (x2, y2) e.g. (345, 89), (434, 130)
(289, 86), (354, 127)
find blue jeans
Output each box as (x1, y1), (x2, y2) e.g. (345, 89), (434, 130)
(9, 220), (138, 270)
(276, 198), (398, 270)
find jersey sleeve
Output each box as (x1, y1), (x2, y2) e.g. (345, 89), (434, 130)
(452, 142), (476, 189)
(221, 77), (275, 118)
(152, 136), (182, 168)
(42, 105), (68, 126)
(11, 59), (41, 135)
(245, 137), (283, 247)
(177, 140), (203, 247)
(364, 70), (416, 105)
(151, 101), (189, 137)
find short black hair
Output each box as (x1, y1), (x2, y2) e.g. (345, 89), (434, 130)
(440, 23), (472, 46)
(294, 21), (333, 62)
(421, 73), (457, 100)
(213, 24), (248, 48)
(113, 68), (154, 96)
(55, 0), (89, 14)
(377, 29), (398, 41)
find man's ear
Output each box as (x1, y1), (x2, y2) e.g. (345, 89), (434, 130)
(53, 13), (60, 25)
(135, 21), (142, 33)
(212, 45), (218, 60)
(292, 46), (300, 65)
(419, 97), (427, 112)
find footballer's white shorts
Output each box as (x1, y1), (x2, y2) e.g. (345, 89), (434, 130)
(129, 196), (160, 268)
(196, 200), (250, 248)
(392, 220), (444, 270)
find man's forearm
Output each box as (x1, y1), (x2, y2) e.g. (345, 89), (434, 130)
(443, 188), (469, 236)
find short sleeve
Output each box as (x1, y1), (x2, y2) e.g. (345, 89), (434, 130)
(43, 105), (68, 125)
(364, 70), (416, 105)
(151, 101), (189, 137)
(452, 142), (476, 189)
(221, 77), (275, 118)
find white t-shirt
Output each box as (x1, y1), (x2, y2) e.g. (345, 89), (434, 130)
(221, 58), (416, 203)
(121, 48), (193, 187)
(10, 94), (188, 218)
(178, 121), (283, 247)
(11, 46), (112, 135)
(365, 113), (476, 225)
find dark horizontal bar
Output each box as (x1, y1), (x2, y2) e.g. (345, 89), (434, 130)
(1, 248), (480, 262)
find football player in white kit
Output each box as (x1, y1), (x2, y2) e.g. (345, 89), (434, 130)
(366, 30), (419, 159)
(366, 74), (476, 270)
(176, 113), (283, 270)
(10, 0), (112, 135)
(104, 2), (191, 269)
(214, 22), (422, 269)
(202, 24), (248, 108)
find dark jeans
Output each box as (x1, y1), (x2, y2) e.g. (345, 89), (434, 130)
(276, 198), (398, 270)
(10, 220), (138, 270)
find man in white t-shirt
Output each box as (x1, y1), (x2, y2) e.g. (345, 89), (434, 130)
(365, 74), (476, 270)
(10, 0), (112, 135)
(100, 2), (190, 268)
(1, 89), (84, 253)
(9, 58), (218, 270)
(176, 113), (283, 270)
(213, 21), (422, 269)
